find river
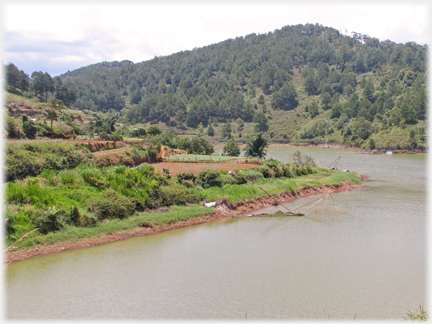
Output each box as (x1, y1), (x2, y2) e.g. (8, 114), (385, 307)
(5, 146), (427, 320)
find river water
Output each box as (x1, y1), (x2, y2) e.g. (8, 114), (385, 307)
(5, 146), (427, 320)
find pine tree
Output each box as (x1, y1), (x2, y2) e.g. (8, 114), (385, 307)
(207, 124), (215, 137)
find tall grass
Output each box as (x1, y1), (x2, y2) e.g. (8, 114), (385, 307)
(12, 205), (215, 249)
(190, 169), (359, 204)
(191, 177), (298, 204)
(104, 165), (157, 208)
(7, 180), (55, 206)
(403, 306), (428, 321)
(5, 205), (37, 243)
(294, 170), (362, 188)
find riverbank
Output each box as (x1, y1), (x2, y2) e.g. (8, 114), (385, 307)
(215, 142), (427, 155)
(4, 180), (364, 264)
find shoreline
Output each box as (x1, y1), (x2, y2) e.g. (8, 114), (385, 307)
(211, 142), (427, 155)
(4, 181), (365, 265)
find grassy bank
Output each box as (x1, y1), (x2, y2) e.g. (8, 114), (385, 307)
(5, 159), (362, 253)
(6, 205), (215, 250)
(191, 169), (361, 205)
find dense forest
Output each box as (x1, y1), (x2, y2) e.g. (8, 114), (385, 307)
(4, 23), (428, 150)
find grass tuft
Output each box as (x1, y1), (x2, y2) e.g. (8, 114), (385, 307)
(403, 306), (428, 322)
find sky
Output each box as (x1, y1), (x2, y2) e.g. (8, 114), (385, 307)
(2, 0), (430, 77)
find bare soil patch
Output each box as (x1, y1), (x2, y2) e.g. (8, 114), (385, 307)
(151, 161), (259, 177)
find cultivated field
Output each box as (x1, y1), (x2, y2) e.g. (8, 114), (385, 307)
(150, 161), (260, 177)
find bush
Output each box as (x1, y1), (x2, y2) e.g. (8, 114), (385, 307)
(220, 173), (238, 185)
(177, 172), (196, 185)
(78, 212), (98, 227)
(222, 140), (241, 157)
(236, 169), (263, 182)
(88, 189), (136, 220)
(81, 167), (108, 189)
(256, 159), (297, 179)
(188, 137), (214, 155)
(128, 148), (149, 165)
(103, 165), (157, 210)
(147, 125), (162, 136)
(6, 142), (90, 182)
(69, 205), (81, 226)
(197, 169), (223, 188)
(23, 121), (37, 139)
(131, 128), (147, 138)
(235, 174), (248, 185)
(29, 206), (66, 234)
(258, 165), (272, 178)
(5, 206), (35, 242)
(155, 183), (200, 206)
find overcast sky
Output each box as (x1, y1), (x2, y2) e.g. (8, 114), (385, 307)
(2, 0), (430, 77)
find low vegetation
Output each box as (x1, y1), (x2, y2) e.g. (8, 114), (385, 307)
(5, 149), (362, 252)
(5, 141), (93, 182)
(403, 306), (428, 322)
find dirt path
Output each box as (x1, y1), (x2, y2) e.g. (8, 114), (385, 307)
(4, 182), (366, 265)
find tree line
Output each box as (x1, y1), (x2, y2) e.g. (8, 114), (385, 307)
(5, 63), (77, 107)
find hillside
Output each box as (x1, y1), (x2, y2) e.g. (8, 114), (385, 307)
(4, 91), (92, 139)
(5, 23), (428, 151)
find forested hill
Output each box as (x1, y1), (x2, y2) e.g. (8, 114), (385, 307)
(60, 23), (427, 150)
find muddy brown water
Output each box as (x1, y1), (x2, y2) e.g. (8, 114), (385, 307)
(5, 146), (426, 320)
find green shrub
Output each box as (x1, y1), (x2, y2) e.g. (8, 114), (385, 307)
(6, 146), (44, 181)
(104, 165), (157, 209)
(147, 125), (162, 136)
(58, 169), (83, 186)
(236, 169), (263, 182)
(177, 172), (196, 185)
(88, 189), (136, 220)
(113, 165), (128, 174)
(40, 169), (61, 186)
(29, 206), (66, 235)
(222, 140), (241, 157)
(197, 169), (223, 188)
(69, 205), (81, 226)
(80, 167), (108, 189)
(188, 137), (214, 155)
(258, 165), (272, 178)
(155, 183), (200, 206)
(78, 212), (98, 227)
(135, 164), (155, 177)
(6, 142), (91, 181)
(220, 173), (238, 185)
(5, 205), (35, 242)
(235, 174), (248, 185)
